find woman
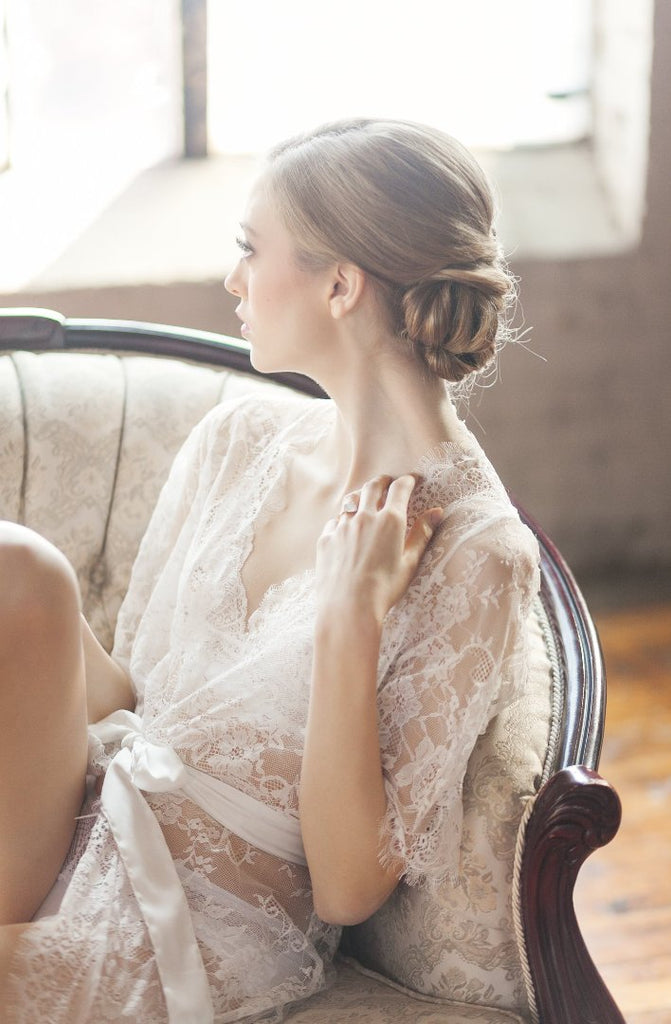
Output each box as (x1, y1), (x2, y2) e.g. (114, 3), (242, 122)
(0, 119), (539, 1022)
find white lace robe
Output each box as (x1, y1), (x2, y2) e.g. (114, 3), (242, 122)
(7, 393), (539, 1023)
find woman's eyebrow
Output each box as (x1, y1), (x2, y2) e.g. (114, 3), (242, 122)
(239, 222), (258, 237)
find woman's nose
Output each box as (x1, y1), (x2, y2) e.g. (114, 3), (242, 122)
(224, 266), (239, 296)
(225, 259), (247, 297)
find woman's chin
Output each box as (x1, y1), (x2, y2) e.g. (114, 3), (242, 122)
(247, 339), (319, 382)
(248, 345), (271, 374)
(248, 344), (293, 377)
(248, 350), (284, 377)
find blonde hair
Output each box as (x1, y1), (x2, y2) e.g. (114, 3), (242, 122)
(265, 118), (515, 383)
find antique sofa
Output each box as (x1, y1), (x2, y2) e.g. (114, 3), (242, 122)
(0, 308), (625, 1023)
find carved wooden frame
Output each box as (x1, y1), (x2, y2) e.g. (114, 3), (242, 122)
(516, 506), (625, 1023)
(521, 767), (624, 1023)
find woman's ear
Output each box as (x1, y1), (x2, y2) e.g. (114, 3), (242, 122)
(328, 263), (367, 320)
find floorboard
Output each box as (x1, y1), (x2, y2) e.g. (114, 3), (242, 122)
(574, 603), (671, 1024)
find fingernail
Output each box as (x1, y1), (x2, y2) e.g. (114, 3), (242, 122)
(422, 510), (443, 538)
(428, 508), (444, 528)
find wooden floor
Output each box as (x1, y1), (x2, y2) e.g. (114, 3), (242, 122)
(574, 602), (671, 1024)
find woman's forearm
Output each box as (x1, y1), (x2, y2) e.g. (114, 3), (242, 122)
(300, 604), (402, 925)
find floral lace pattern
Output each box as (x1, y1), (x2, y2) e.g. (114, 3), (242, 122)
(5, 389), (539, 1022)
(345, 601), (554, 1015)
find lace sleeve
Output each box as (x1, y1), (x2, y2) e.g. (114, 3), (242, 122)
(111, 398), (246, 674)
(377, 515), (540, 888)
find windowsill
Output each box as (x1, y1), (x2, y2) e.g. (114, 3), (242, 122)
(0, 141), (638, 297)
(480, 141), (637, 260)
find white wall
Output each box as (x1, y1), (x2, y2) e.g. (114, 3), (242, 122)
(592, 0), (655, 241)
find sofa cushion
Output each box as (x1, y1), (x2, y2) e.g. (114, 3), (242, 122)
(285, 957), (528, 1023)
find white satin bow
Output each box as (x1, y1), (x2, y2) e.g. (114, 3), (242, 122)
(90, 707), (307, 1024)
(92, 710), (214, 1024)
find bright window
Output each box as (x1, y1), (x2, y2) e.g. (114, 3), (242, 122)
(0, 0), (181, 291)
(0, 0), (9, 171)
(208, 0), (593, 153)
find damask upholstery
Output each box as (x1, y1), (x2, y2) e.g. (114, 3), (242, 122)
(0, 346), (557, 1023)
(0, 352), (275, 649)
(286, 958), (528, 1022)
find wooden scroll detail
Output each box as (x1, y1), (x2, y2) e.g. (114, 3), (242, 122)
(521, 765), (626, 1024)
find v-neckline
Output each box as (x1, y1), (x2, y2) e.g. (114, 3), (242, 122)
(239, 566), (315, 634)
(235, 401), (330, 634)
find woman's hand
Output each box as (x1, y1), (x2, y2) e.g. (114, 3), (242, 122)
(315, 474), (443, 625)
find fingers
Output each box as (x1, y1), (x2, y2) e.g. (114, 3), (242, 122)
(356, 474), (394, 513)
(318, 475), (443, 619)
(405, 507), (444, 562)
(345, 473), (417, 516)
(336, 474), (442, 547)
(384, 474), (419, 513)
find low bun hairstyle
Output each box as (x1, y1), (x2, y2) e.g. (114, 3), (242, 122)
(265, 118), (515, 383)
(401, 261), (511, 383)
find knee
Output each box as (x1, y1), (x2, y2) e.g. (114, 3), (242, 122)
(0, 523), (80, 636)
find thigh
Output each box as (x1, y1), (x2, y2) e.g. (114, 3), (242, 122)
(0, 524), (89, 924)
(0, 922), (30, 1004)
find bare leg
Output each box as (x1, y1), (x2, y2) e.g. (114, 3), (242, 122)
(0, 523), (88, 925)
(0, 922), (29, 1004)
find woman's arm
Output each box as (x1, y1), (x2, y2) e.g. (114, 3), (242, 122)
(302, 606), (400, 925)
(81, 616), (135, 724)
(300, 474), (442, 925)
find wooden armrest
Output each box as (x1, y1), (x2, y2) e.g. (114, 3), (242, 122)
(520, 765), (625, 1024)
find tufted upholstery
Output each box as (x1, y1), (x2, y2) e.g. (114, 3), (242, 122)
(0, 351), (281, 650)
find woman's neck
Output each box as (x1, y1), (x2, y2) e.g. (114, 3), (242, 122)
(316, 337), (464, 498)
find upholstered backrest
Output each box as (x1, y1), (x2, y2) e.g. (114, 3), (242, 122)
(0, 349), (554, 1018)
(0, 351), (277, 649)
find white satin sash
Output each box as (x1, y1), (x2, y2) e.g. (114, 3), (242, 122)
(90, 709), (306, 1024)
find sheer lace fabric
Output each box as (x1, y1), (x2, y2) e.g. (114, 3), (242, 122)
(7, 393), (539, 1022)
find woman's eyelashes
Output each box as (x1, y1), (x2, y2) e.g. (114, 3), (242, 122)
(235, 235), (254, 258)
